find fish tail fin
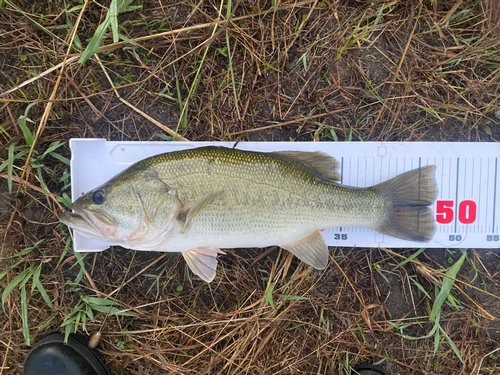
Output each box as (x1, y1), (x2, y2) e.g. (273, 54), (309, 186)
(373, 165), (438, 242)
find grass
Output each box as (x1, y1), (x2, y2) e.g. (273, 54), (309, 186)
(0, 0), (500, 374)
(389, 250), (468, 364)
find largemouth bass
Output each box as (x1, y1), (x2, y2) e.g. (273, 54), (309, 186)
(60, 146), (437, 282)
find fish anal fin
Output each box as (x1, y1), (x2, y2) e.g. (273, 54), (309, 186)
(281, 230), (329, 270)
(182, 247), (226, 283)
(182, 191), (223, 232)
(274, 151), (340, 183)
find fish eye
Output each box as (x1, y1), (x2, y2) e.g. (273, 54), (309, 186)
(92, 190), (106, 205)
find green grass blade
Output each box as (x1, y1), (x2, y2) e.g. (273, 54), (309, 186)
(18, 102), (37, 145)
(278, 295), (308, 301)
(84, 296), (132, 316)
(430, 251), (466, 322)
(73, 252), (86, 284)
(109, 0), (119, 43)
(36, 166), (52, 208)
(85, 303), (94, 321)
(393, 248), (426, 271)
(75, 310), (81, 328)
(0, 125), (12, 140)
(399, 315), (440, 340)
(226, 30), (240, 119)
(173, 65), (186, 129)
(40, 140), (65, 159)
(21, 285), (30, 345)
(67, 5), (83, 13)
(38, 314), (57, 330)
(265, 282), (275, 310)
(57, 192), (73, 209)
(91, 304), (132, 316)
(20, 266), (35, 289)
(439, 326), (464, 364)
(64, 322), (74, 344)
(119, 0), (142, 12)
(0, 261), (22, 280)
(0, 148), (29, 176)
(50, 152), (71, 165)
(409, 276), (431, 299)
(9, 240), (44, 259)
(81, 310), (87, 333)
(79, 13), (111, 64)
(225, 0), (240, 118)
(433, 326), (440, 355)
(56, 236), (72, 269)
(64, 0), (82, 49)
(330, 129), (338, 141)
(0, 160), (9, 175)
(118, 34), (139, 46)
(31, 263), (42, 294)
(84, 296), (117, 306)
(2, 267), (32, 313)
(36, 280), (54, 309)
(7, 143), (15, 193)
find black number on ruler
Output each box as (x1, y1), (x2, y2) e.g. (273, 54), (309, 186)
(449, 235), (462, 241)
(334, 234), (348, 240)
(486, 235), (499, 241)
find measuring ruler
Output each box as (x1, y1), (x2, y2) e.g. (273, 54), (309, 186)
(68, 139), (500, 252)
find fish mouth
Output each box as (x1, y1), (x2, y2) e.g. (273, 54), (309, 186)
(59, 210), (116, 239)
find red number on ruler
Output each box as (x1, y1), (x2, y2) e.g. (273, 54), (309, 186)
(458, 200), (476, 224)
(436, 200), (477, 224)
(436, 201), (454, 224)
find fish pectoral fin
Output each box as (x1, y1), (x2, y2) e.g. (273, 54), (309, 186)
(182, 247), (226, 283)
(281, 230), (329, 270)
(182, 191), (223, 233)
(274, 151), (340, 183)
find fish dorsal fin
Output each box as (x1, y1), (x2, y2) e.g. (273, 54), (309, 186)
(182, 191), (223, 232)
(274, 151), (340, 183)
(183, 247), (226, 282)
(281, 230), (329, 270)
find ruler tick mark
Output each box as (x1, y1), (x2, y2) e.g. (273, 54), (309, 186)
(340, 157), (343, 232)
(454, 158), (460, 233)
(493, 158), (498, 233)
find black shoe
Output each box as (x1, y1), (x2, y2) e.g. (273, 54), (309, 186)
(24, 332), (111, 375)
(352, 363), (390, 375)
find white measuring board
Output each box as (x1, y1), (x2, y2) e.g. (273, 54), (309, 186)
(68, 139), (500, 252)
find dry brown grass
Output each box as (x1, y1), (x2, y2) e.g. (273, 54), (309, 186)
(1, 0), (500, 374)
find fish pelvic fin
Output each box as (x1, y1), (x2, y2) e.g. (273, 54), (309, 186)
(182, 247), (226, 283)
(274, 151), (340, 183)
(374, 165), (438, 242)
(281, 230), (329, 270)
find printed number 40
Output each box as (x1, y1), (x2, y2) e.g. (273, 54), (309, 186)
(436, 200), (476, 224)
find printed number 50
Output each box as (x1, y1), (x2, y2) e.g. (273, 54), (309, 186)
(436, 200), (477, 224)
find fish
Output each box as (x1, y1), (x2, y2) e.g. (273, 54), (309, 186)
(59, 146), (437, 283)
